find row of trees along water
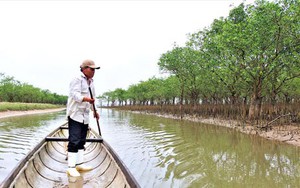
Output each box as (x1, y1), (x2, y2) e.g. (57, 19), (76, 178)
(100, 0), (300, 125)
(0, 73), (67, 104)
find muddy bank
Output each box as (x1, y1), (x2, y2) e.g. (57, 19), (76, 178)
(132, 111), (300, 147)
(0, 108), (66, 119)
(2, 108), (299, 147)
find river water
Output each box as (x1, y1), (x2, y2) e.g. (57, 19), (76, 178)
(0, 108), (300, 187)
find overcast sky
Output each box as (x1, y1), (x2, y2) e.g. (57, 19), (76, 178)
(0, 0), (254, 96)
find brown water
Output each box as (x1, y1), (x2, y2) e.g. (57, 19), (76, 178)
(98, 109), (300, 188)
(0, 109), (300, 187)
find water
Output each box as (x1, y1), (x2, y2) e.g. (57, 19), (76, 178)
(97, 109), (300, 188)
(0, 111), (67, 183)
(1, 109), (300, 187)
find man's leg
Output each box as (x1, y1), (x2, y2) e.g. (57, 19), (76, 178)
(67, 117), (82, 177)
(76, 124), (92, 171)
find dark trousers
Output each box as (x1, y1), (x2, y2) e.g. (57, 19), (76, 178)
(68, 117), (88, 152)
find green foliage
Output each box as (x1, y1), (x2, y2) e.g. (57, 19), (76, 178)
(100, 0), (300, 121)
(99, 76), (181, 106)
(0, 102), (62, 112)
(0, 73), (67, 104)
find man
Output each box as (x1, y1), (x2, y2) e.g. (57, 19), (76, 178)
(66, 59), (100, 177)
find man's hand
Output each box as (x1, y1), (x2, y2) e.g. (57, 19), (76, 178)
(94, 112), (100, 120)
(83, 97), (95, 104)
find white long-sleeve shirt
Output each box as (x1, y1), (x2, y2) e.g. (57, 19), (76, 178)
(66, 73), (96, 124)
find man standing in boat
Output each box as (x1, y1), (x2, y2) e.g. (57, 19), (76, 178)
(66, 59), (100, 177)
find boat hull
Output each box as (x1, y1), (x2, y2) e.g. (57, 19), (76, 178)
(0, 123), (139, 188)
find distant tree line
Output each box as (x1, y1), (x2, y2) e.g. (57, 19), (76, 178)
(100, 0), (300, 123)
(0, 73), (67, 104)
(100, 76), (180, 106)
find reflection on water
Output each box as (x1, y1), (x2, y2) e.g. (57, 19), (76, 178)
(98, 109), (300, 188)
(1, 109), (300, 187)
(0, 111), (66, 183)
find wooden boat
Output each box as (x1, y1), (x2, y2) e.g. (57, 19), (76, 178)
(0, 123), (139, 188)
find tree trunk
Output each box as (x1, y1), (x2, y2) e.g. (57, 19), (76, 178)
(180, 83), (184, 120)
(248, 79), (263, 120)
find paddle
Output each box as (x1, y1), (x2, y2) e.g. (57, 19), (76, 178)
(88, 87), (102, 136)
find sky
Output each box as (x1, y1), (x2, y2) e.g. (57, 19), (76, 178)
(0, 0), (254, 96)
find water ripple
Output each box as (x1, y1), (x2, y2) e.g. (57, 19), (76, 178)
(0, 112), (66, 183)
(1, 110), (300, 188)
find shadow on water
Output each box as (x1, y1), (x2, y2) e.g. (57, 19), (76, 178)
(0, 111), (66, 183)
(99, 109), (300, 188)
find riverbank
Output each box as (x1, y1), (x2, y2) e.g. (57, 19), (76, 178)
(132, 111), (300, 147)
(0, 108), (66, 119)
(1, 108), (299, 147)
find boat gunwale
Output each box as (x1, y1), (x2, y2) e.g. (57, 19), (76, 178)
(102, 138), (140, 188)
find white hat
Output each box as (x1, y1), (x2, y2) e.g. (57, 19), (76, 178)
(80, 59), (100, 69)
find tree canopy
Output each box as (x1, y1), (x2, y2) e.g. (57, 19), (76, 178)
(100, 0), (300, 121)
